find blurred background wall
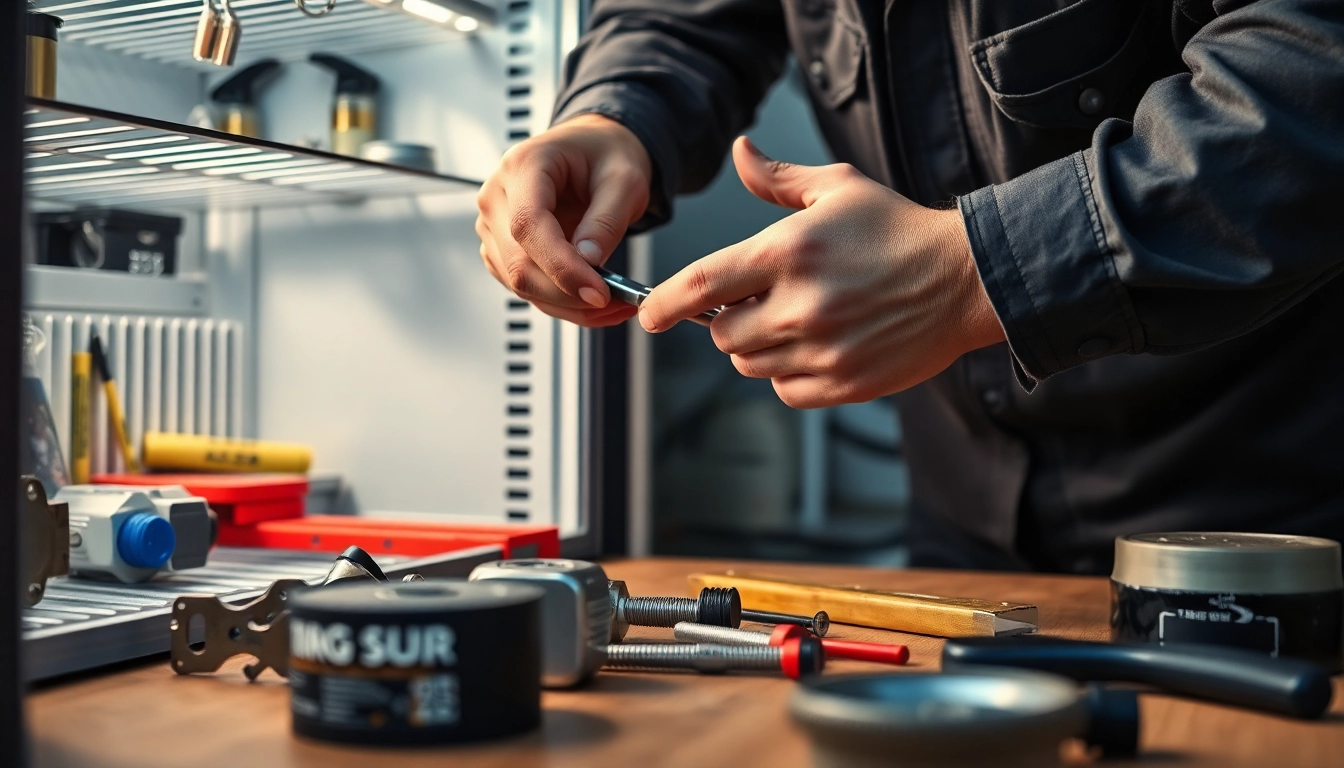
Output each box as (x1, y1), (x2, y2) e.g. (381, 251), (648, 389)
(646, 63), (910, 566)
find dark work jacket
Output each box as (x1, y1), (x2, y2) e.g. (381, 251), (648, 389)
(553, 0), (1344, 574)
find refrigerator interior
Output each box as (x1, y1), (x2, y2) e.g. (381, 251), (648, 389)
(17, 0), (623, 682)
(24, 0), (598, 540)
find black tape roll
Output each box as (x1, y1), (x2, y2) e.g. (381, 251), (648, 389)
(288, 579), (544, 745)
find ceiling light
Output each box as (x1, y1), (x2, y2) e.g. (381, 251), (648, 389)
(363, 0), (496, 30)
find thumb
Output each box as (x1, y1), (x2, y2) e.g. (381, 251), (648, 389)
(733, 136), (833, 210)
(571, 166), (651, 266)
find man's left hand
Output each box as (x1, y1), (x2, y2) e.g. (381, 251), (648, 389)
(638, 137), (1006, 408)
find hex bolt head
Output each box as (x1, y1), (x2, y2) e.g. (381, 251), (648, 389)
(608, 579), (631, 643)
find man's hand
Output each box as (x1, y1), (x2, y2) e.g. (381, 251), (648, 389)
(639, 137), (1006, 408)
(476, 114), (652, 327)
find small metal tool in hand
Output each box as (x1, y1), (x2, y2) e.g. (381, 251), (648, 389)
(596, 267), (721, 327)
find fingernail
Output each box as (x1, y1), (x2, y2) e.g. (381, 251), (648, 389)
(579, 286), (606, 308)
(638, 307), (656, 333)
(743, 136), (768, 160)
(576, 240), (603, 264)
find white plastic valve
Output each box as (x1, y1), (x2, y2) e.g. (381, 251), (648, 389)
(54, 485), (214, 583)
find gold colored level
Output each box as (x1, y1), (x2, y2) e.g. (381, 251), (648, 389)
(689, 571), (1039, 638)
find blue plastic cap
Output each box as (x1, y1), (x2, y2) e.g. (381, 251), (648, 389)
(116, 512), (176, 570)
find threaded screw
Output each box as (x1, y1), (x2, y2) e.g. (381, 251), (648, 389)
(602, 638), (824, 679)
(608, 582), (741, 632)
(673, 622), (772, 646)
(674, 622), (910, 666)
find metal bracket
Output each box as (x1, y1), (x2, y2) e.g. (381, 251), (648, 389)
(170, 578), (305, 680)
(22, 477), (70, 607)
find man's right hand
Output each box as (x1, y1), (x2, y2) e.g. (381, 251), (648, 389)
(475, 114), (653, 327)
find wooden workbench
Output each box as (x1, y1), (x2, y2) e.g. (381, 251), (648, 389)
(26, 558), (1344, 767)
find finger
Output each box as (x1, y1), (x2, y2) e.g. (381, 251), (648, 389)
(532, 299), (638, 328)
(480, 218), (593, 310)
(733, 136), (847, 210)
(502, 164), (610, 308)
(639, 242), (776, 333)
(729, 342), (819, 380)
(709, 296), (797, 355)
(571, 166), (650, 266)
(771, 374), (838, 410)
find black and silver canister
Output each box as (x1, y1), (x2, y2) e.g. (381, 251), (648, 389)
(288, 579), (544, 745)
(1111, 532), (1343, 672)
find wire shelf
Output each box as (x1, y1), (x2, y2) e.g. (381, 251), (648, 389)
(25, 98), (480, 211)
(34, 0), (477, 71)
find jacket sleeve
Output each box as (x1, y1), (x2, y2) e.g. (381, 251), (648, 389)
(959, 0), (1344, 390)
(552, 0), (791, 230)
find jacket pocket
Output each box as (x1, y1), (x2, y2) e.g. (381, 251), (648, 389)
(784, 0), (866, 110)
(969, 0), (1153, 130)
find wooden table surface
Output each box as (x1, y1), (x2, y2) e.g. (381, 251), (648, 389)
(27, 557), (1344, 767)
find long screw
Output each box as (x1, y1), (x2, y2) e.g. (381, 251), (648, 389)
(607, 581), (741, 635)
(741, 609), (830, 637)
(674, 622), (910, 666)
(602, 638), (824, 679)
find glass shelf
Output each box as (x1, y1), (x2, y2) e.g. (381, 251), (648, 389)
(33, 0), (480, 71)
(25, 98), (480, 211)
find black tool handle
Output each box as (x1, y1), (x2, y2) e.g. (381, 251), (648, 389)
(942, 637), (1334, 719)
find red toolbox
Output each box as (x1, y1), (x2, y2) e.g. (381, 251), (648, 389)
(93, 472), (307, 524)
(216, 515), (560, 558)
(92, 472), (559, 559)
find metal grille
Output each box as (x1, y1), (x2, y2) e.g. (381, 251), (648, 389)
(34, 0), (471, 71)
(27, 312), (243, 476)
(23, 545), (503, 681)
(25, 100), (480, 211)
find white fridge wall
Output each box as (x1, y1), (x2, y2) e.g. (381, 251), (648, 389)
(252, 192), (560, 522)
(237, 2), (587, 529)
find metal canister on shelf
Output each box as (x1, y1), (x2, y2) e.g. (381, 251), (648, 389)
(360, 141), (437, 173)
(27, 10), (62, 99)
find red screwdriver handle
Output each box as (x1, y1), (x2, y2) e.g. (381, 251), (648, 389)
(821, 639), (910, 665)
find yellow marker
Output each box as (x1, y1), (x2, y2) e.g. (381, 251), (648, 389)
(90, 335), (140, 473)
(142, 432), (312, 473)
(70, 351), (91, 484)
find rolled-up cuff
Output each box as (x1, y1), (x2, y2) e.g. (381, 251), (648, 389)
(959, 151), (1144, 391)
(552, 81), (679, 232)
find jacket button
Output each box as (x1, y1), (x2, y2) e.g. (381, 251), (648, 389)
(981, 388), (1006, 414)
(1078, 88), (1105, 115)
(808, 59), (828, 90)
(1077, 337), (1110, 358)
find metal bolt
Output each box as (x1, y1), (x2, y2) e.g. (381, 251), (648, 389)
(608, 579), (631, 643)
(607, 581), (741, 633)
(26, 482), (38, 502)
(675, 622), (909, 666)
(741, 608), (830, 637)
(602, 638), (824, 680)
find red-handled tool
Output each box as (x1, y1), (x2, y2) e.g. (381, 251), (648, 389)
(672, 622), (910, 666)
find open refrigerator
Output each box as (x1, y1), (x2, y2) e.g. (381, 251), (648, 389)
(4, 0), (648, 697)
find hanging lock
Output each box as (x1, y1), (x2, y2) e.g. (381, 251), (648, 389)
(191, 0), (221, 63)
(211, 0), (242, 67)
